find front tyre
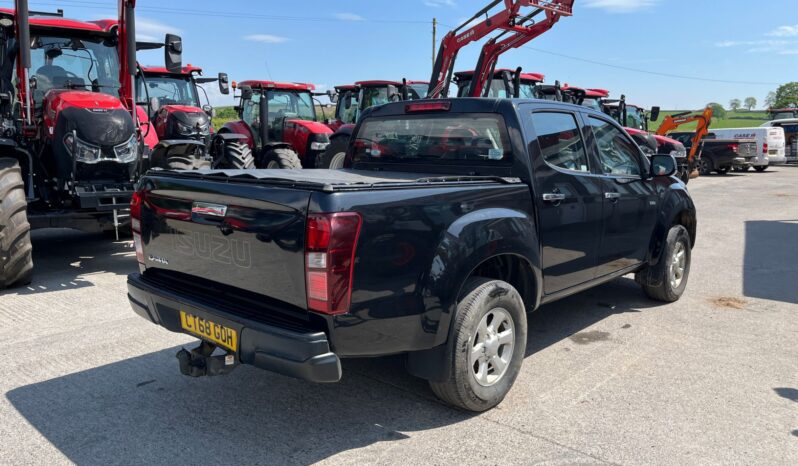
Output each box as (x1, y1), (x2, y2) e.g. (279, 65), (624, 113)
(0, 158), (33, 290)
(318, 138), (348, 169)
(635, 225), (692, 302)
(429, 278), (527, 412)
(262, 148), (302, 169)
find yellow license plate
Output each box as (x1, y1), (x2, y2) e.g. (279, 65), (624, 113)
(179, 311), (238, 352)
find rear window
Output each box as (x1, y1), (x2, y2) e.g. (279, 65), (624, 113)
(351, 114), (511, 164)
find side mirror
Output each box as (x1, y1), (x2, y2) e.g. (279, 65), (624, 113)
(650, 154), (676, 178)
(343, 92), (352, 110)
(164, 33), (183, 74)
(233, 105), (241, 114)
(218, 72), (229, 95)
(149, 96), (160, 114)
(29, 76), (37, 90)
(202, 104), (216, 118)
(328, 90), (339, 103)
(650, 106), (661, 122)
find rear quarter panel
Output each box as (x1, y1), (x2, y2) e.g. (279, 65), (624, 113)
(311, 183), (539, 356)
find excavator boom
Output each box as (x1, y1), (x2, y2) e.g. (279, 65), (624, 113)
(427, 0), (573, 99)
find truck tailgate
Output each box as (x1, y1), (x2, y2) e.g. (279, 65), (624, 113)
(138, 174), (311, 310)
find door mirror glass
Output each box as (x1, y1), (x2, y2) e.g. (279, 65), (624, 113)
(328, 90), (338, 103)
(149, 96), (160, 114)
(218, 73), (229, 95)
(202, 104), (215, 118)
(164, 33), (183, 74)
(650, 154), (676, 177)
(650, 106), (661, 122)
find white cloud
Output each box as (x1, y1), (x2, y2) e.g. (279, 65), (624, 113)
(767, 24), (798, 37)
(334, 13), (365, 21)
(136, 17), (181, 41)
(244, 34), (290, 44)
(424, 0), (456, 7)
(715, 39), (794, 53)
(584, 0), (658, 13)
(779, 49), (798, 55)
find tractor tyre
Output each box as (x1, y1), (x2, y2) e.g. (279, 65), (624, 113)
(215, 141), (255, 170)
(166, 155), (212, 171)
(0, 158), (33, 290)
(262, 148), (302, 169)
(318, 138), (348, 169)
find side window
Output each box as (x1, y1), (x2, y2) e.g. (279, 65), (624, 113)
(242, 94), (260, 127)
(530, 112), (590, 173)
(587, 117), (642, 177)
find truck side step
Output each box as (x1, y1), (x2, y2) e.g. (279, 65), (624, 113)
(176, 341), (238, 377)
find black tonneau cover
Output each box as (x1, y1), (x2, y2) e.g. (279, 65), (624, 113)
(153, 169), (521, 192)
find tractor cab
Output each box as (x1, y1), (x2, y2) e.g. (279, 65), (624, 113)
(578, 88), (610, 112)
(769, 108), (798, 120)
(225, 80), (329, 168)
(137, 65), (228, 147)
(332, 80), (427, 128)
(453, 69), (544, 98)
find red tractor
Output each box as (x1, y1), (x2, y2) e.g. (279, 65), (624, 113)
(136, 64), (253, 169)
(0, 0), (203, 288)
(319, 79), (428, 169)
(220, 80), (332, 169)
(453, 68), (545, 98)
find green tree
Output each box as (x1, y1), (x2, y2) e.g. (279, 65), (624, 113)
(729, 99), (742, 111)
(707, 102), (727, 119)
(744, 97), (757, 111)
(773, 82), (798, 108)
(765, 91), (776, 108)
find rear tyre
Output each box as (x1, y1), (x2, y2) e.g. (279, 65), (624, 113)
(262, 148), (302, 169)
(697, 158), (712, 176)
(716, 166), (729, 175)
(429, 278), (527, 412)
(0, 158), (33, 290)
(318, 138), (348, 169)
(215, 141), (255, 169)
(754, 165), (768, 172)
(166, 155), (212, 171)
(635, 224), (691, 303)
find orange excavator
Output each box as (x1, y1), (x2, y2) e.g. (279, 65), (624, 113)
(655, 106), (714, 177)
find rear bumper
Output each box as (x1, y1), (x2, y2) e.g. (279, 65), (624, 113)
(127, 273), (342, 383)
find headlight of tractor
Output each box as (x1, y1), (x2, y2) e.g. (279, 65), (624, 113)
(176, 120), (194, 136)
(114, 134), (139, 163)
(310, 141), (330, 151)
(64, 133), (101, 164)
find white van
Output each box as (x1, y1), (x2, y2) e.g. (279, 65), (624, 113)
(710, 126), (786, 171)
(760, 119), (798, 163)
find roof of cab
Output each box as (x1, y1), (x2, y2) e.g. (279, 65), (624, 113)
(238, 80), (315, 91)
(141, 65), (203, 75)
(0, 8), (117, 33)
(453, 69), (545, 83)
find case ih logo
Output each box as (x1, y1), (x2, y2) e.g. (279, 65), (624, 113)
(456, 29), (476, 43)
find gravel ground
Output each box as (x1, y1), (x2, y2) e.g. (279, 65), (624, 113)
(1, 167), (797, 465)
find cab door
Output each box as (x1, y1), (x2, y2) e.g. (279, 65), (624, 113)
(583, 115), (658, 277)
(525, 108), (605, 294)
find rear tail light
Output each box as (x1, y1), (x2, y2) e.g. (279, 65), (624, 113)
(727, 143), (739, 153)
(305, 212), (362, 315)
(405, 101), (451, 113)
(130, 191), (144, 265)
(763, 143), (768, 154)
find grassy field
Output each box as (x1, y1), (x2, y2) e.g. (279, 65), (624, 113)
(212, 105), (333, 129)
(648, 110), (769, 132)
(213, 106), (770, 133)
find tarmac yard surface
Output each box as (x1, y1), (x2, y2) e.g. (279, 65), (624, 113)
(1, 168), (797, 465)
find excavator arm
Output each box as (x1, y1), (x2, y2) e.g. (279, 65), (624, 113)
(656, 106), (714, 162)
(426, 0), (573, 99)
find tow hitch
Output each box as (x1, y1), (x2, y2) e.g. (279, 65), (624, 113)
(176, 341), (238, 377)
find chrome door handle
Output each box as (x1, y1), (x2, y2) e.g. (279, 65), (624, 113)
(604, 192), (621, 200)
(542, 193), (566, 202)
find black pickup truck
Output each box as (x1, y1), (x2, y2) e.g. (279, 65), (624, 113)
(128, 98), (697, 411)
(667, 131), (757, 175)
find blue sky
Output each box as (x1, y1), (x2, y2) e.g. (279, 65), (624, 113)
(11, 0), (798, 109)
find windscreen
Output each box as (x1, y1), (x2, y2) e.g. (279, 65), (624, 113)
(30, 34), (120, 102)
(352, 114), (511, 164)
(137, 75), (199, 107)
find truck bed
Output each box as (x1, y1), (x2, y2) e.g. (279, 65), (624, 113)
(158, 168), (522, 192)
